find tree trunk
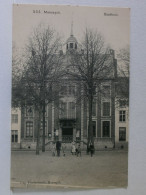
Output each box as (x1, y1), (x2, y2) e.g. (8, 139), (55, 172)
(88, 93), (94, 146)
(36, 109), (41, 155)
(42, 101), (46, 152)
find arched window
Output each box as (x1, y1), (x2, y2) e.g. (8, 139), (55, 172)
(70, 43), (73, 48)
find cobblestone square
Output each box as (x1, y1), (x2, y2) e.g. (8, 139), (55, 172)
(11, 150), (128, 189)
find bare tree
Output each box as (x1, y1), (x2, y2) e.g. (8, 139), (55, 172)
(12, 24), (64, 154)
(117, 45), (129, 77)
(68, 28), (114, 146)
(116, 45), (130, 106)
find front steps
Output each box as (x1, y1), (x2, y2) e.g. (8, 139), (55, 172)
(12, 139), (128, 151)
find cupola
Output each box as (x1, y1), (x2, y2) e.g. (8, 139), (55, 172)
(66, 22), (78, 52)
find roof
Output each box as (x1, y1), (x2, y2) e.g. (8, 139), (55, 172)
(66, 35), (78, 44)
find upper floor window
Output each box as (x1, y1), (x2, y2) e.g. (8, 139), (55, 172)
(60, 101), (67, 118)
(102, 85), (110, 99)
(68, 102), (75, 118)
(26, 121), (33, 137)
(102, 102), (110, 116)
(119, 100), (127, 107)
(68, 85), (75, 95)
(119, 111), (126, 122)
(60, 85), (75, 96)
(26, 107), (33, 117)
(92, 101), (96, 116)
(60, 101), (75, 119)
(12, 114), (18, 123)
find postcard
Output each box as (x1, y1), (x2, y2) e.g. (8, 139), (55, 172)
(11, 4), (130, 189)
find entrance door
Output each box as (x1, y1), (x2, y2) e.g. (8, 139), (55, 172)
(102, 121), (110, 137)
(62, 128), (73, 142)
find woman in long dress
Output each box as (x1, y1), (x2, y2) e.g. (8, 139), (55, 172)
(71, 141), (76, 155)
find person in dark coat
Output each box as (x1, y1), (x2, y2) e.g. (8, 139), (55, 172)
(89, 143), (94, 157)
(76, 144), (81, 157)
(56, 141), (61, 157)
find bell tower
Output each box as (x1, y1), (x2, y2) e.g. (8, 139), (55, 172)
(66, 21), (78, 52)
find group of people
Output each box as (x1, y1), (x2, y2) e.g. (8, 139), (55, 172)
(71, 141), (81, 157)
(51, 141), (94, 157)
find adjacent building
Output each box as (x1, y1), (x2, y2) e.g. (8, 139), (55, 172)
(11, 108), (21, 148)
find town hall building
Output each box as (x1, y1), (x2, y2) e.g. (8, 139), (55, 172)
(11, 29), (129, 150)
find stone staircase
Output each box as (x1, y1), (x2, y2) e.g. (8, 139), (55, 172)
(45, 138), (114, 151)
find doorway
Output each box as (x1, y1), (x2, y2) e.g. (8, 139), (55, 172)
(62, 128), (73, 142)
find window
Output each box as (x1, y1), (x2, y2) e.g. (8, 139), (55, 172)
(11, 130), (18, 143)
(26, 107), (33, 117)
(60, 101), (76, 119)
(68, 102), (75, 118)
(103, 102), (110, 116)
(70, 43), (73, 48)
(60, 85), (75, 96)
(102, 121), (110, 137)
(119, 100), (127, 107)
(102, 85), (110, 99)
(60, 102), (67, 118)
(12, 114), (18, 123)
(88, 121), (96, 137)
(119, 111), (126, 122)
(92, 101), (96, 116)
(26, 122), (33, 137)
(60, 85), (67, 95)
(68, 85), (75, 95)
(40, 121), (47, 136)
(92, 121), (96, 137)
(119, 127), (126, 141)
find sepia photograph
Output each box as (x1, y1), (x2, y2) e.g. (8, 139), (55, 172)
(11, 4), (130, 189)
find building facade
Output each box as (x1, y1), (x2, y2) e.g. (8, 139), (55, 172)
(11, 108), (21, 148)
(11, 32), (129, 150)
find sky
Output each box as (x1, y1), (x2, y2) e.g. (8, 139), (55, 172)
(13, 4), (130, 54)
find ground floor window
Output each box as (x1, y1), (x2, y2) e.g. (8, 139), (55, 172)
(26, 121), (33, 137)
(102, 102), (110, 116)
(102, 121), (110, 137)
(87, 121), (97, 137)
(119, 127), (126, 141)
(11, 130), (18, 143)
(92, 121), (96, 137)
(40, 121), (47, 136)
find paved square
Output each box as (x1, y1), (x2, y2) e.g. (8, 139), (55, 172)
(11, 150), (128, 189)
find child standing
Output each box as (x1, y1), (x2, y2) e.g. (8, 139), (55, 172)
(76, 144), (81, 157)
(62, 143), (66, 156)
(51, 142), (56, 156)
